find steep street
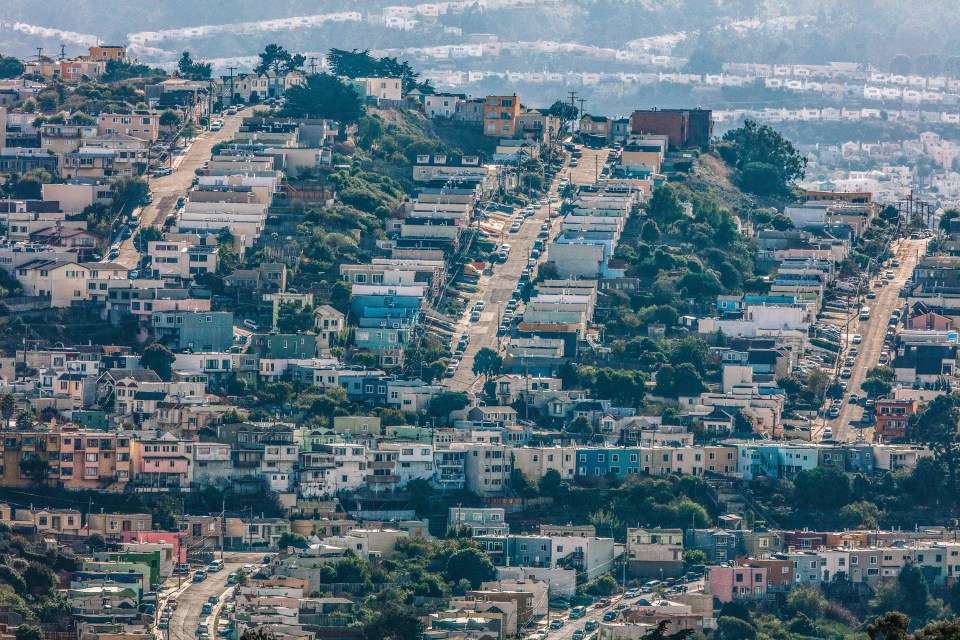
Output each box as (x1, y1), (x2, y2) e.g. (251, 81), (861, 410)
(113, 113), (245, 268)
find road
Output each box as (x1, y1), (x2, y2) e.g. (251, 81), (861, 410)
(823, 237), (927, 442)
(113, 113), (245, 268)
(446, 145), (615, 392)
(157, 552), (266, 640)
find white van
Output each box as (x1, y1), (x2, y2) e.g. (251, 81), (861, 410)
(859, 306), (871, 321)
(208, 560), (223, 573)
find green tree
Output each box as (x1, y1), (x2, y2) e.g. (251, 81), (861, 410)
(793, 466), (852, 511)
(683, 549), (706, 568)
(280, 74), (364, 137)
(0, 393), (16, 423)
(276, 301), (315, 332)
(112, 176), (150, 212)
(18, 456), (49, 487)
(862, 377), (892, 398)
(472, 347), (503, 379)
(549, 100), (580, 133)
(732, 409), (754, 434)
(539, 469), (564, 497)
(839, 501), (882, 529)
(897, 562), (930, 620)
(87, 533), (106, 551)
(640, 621), (695, 640)
(671, 363), (708, 396)
(22, 563), (56, 595)
(427, 391), (470, 425)
(15, 625), (41, 640)
(671, 337), (709, 374)
(910, 393), (960, 501)
(405, 477), (436, 515)
(0, 56), (25, 80)
(866, 366), (896, 382)
(445, 547), (496, 589)
(785, 586), (827, 620)
(254, 44), (306, 75)
(12, 168), (52, 200)
(177, 51), (212, 80)
(912, 619), (960, 640)
(240, 629), (276, 640)
(718, 120), (806, 195)
(715, 617), (756, 640)
(159, 110), (180, 129)
(140, 342), (176, 381)
(363, 596), (424, 640)
(903, 457), (944, 506)
(277, 532), (308, 549)
(648, 184), (685, 226)
(640, 219), (661, 243)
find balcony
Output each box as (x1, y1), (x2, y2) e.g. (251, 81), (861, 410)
(366, 474), (400, 484)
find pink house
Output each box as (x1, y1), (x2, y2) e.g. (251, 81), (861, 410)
(706, 565), (769, 602)
(909, 311), (953, 331)
(119, 530), (188, 564)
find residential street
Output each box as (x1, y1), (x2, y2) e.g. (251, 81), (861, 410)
(156, 554), (260, 640)
(823, 237), (928, 442)
(113, 113), (245, 268)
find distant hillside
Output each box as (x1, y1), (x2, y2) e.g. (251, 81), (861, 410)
(3, 0), (960, 73)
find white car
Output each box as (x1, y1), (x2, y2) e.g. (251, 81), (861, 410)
(852, 334), (862, 344)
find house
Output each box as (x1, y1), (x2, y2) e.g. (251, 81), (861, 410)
(449, 507), (509, 536)
(151, 310), (234, 352)
(874, 398), (919, 442)
(629, 109), (713, 149)
(314, 305), (344, 355)
(96, 111), (161, 143)
(579, 115), (612, 142)
(483, 95), (521, 137)
(626, 528), (684, 579)
(705, 564), (769, 602)
(467, 405), (518, 427)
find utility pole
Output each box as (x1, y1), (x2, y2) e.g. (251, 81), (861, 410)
(226, 66), (237, 107)
(35, 47), (43, 64)
(59, 44), (66, 61)
(308, 56), (318, 75)
(220, 499), (225, 560)
(577, 98), (586, 120)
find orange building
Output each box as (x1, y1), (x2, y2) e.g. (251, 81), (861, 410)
(874, 398), (919, 442)
(88, 46), (128, 63)
(483, 95), (520, 137)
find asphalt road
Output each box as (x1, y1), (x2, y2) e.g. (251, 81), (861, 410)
(112, 113), (245, 268)
(446, 171), (567, 392)
(156, 552), (265, 640)
(821, 237), (928, 442)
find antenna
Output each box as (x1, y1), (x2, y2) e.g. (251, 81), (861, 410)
(36, 47), (43, 64)
(308, 56), (318, 75)
(59, 44), (66, 61)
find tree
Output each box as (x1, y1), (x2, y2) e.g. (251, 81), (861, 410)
(280, 73), (364, 137)
(715, 617), (756, 640)
(276, 301), (315, 332)
(640, 621), (695, 640)
(12, 168), (52, 200)
(22, 563), (56, 595)
(240, 629), (276, 640)
(785, 586), (827, 620)
(15, 626), (41, 640)
(427, 391), (470, 425)
(862, 377), (892, 398)
(549, 100), (580, 133)
(0, 56), (25, 80)
(648, 184), (685, 226)
(671, 337), (709, 374)
(683, 549), (707, 568)
(732, 409), (755, 434)
(445, 547), (496, 589)
(87, 533), (106, 551)
(19, 456), (50, 487)
(866, 366), (896, 382)
(539, 469), (564, 497)
(839, 501), (881, 529)
(405, 477), (436, 515)
(0, 393), (16, 423)
(112, 176), (150, 212)
(913, 619), (960, 640)
(793, 466), (852, 511)
(738, 162), (786, 196)
(640, 220), (661, 243)
(159, 110), (181, 130)
(254, 44), (305, 75)
(277, 532), (308, 550)
(363, 597), (423, 640)
(140, 343), (176, 381)
(910, 393), (960, 501)
(177, 51), (212, 80)
(472, 347), (502, 379)
(902, 457), (944, 506)
(671, 363), (708, 396)
(718, 120), (806, 194)
(897, 562), (930, 619)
